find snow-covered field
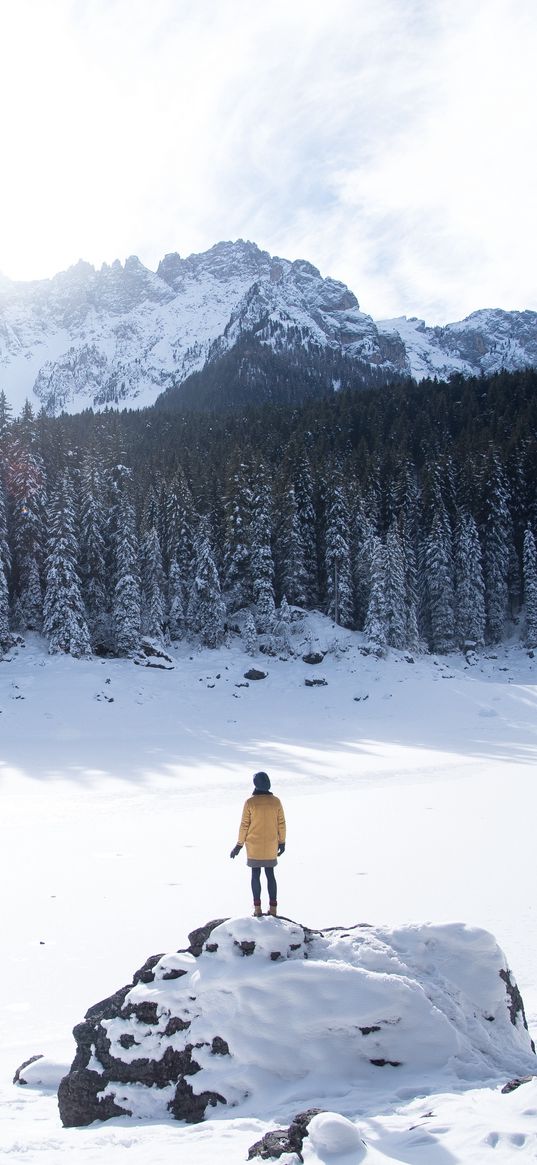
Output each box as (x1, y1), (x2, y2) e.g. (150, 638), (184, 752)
(1, 617), (537, 1162)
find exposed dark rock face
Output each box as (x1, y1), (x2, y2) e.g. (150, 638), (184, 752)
(58, 1069), (131, 1126)
(58, 920), (231, 1127)
(248, 1128), (294, 1160)
(501, 1076), (534, 1094)
(58, 916), (314, 1128)
(58, 984), (229, 1128)
(499, 968), (536, 1052)
(187, 919), (228, 956)
(248, 1108), (323, 1160)
(132, 953), (166, 985)
(85, 986), (131, 1024)
(168, 1077), (226, 1123)
(211, 1036), (230, 1055)
(244, 668), (267, 680)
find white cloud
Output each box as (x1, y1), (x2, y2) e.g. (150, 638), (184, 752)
(0, 0), (535, 322)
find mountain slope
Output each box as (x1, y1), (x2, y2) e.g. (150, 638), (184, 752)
(0, 240), (536, 414)
(0, 242), (400, 415)
(378, 309), (537, 381)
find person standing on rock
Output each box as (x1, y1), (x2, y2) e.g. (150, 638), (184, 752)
(230, 771), (286, 917)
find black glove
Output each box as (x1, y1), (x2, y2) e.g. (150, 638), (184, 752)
(278, 842), (286, 856)
(230, 844), (242, 859)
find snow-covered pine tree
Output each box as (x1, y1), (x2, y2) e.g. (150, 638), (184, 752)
(162, 470), (196, 600)
(416, 533), (431, 647)
(221, 460), (252, 614)
(167, 559), (185, 641)
(5, 415), (46, 629)
(0, 483), (10, 645)
(324, 472), (354, 627)
(352, 500), (377, 631)
(100, 465), (123, 601)
(404, 553), (420, 652)
(140, 525), (166, 641)
(397, 523), (420, 653)
(0, 399), (8, 625)
(14, 555), (43, 631)
(363, 534), (387, 653)
(423, 506), (456, 653)
(508, 447), (527, 614)
(0, 562), (9, 648)
(294, 455), (319, 606)
(522, 527), (537, 648)
(250, 464), (276, 633)
(363, 465), (382, 532)
(78, 454), (108, 644)
(0, 477), (11, 582)
(454, 511), (486, 647)
(112, 490), (141, 656)
(482, 454), (512, 643)
(141, 484), (160, 540)
(0, 389), (12, 439)
(384, 521), (407, 649)
(274, 481), (308, 607)
(187, 518), (226, 647)
(507, 539), (522, 621)
(273, 593), (292, 652)
(42, 475), (91, 657)
(457, 450), (484, 518)
(393, 462), (420, 650)
(242, 608), (258, 655)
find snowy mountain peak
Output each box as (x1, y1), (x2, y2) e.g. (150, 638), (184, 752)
(156, 251), (183, 287)
(378, 307), (537, 381)
(0, 240), (388, 414)
(0, 240), (536, 414)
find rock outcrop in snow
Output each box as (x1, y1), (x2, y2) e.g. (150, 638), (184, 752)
(57, 916), (536, 1128)
(1, 241), (537, 415)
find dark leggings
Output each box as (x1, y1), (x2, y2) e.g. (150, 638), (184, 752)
(251, 866), (277, 902)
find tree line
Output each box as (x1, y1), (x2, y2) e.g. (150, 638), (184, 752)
(0, 363), (537, 659)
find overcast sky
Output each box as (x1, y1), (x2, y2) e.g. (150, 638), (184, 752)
(0, 0), (535, 322)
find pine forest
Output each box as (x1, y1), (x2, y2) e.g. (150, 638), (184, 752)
(1, 364), (537, 659)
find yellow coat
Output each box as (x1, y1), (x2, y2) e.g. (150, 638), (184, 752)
(237, 794), (286, 862)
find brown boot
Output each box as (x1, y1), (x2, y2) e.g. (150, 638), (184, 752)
(253, 901), (263, 917)
(268, 901), (277, 917)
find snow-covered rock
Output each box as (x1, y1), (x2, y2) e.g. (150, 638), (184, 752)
(248, 1108), (367, 1162)
(377, 308), (537, 382)
(13, 1055), (67, 1090)
(247, 1107), (323, 1160)
(2, 240), (537, 415)
(57, 916), (536, 1128)
(133, 638), (175, 669)
(306, 1112), (366, 1157)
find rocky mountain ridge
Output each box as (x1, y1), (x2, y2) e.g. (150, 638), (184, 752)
(1, 240), (536, 414)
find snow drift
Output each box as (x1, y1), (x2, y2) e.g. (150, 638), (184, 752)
(58, 915), (536, 1128)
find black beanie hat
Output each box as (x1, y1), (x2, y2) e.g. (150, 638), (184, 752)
(253, 771), (271, 791)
